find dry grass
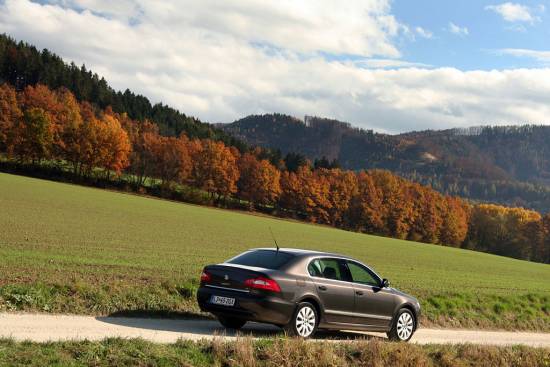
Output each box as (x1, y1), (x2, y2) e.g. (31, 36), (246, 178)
(0, 337), (548, 367)
(201, 338), (550, 367)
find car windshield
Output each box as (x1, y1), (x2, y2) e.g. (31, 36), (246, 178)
(227, 250), (295, 270)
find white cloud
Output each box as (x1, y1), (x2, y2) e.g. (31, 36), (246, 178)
(485, 2), (539, 23)
(448, 22), (469, 36)
(415, 26), (433, 39)
(44, 0), (405, 58)
(355, 59), (431, 69)
(2, 0), (550, 133)
(497, 48), (550, 63)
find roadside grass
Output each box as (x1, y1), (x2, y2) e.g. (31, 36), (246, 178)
(0, 172), (549, 330)
(0, 338), (548, 367)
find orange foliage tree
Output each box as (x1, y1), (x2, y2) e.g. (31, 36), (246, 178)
(190, 139), (239, 201)
(19, 85), (63, 156)
(280, 165), (333, 223)
(0, 83), (22, 153)
(440, 197), (469, 247)
(99, 112), (131, 178)
(55, 88), (83, 160)
(149, 135), (192, 189)
(408, 186), (444, 244)
(466, 204), (542, 260)
(70, 104), (130, 178)
(122, 117), (159, 186)
(317, 168), (357, 226)
(370, 170), (416, 239)
(237, 153), (281, 208)
(347, 171), (386, 234)
(13, 107), (54, 163)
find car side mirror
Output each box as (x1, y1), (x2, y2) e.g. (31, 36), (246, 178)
(382, 278), (390, 288)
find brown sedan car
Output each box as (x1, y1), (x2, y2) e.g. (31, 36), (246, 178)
(197, 248), (421, 341)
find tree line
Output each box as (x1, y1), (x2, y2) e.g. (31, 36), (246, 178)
(0, 33), (244, 148)
(401, 171), (550, 213)
(0, 83), (548, 264)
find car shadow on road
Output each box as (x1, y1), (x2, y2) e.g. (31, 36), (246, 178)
(96, 315), (385, 341)
(107, 310), (211, 320)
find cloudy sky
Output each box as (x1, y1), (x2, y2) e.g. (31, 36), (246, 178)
(2, 0), (550, 132)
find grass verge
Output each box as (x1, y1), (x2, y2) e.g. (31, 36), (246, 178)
(0, 338), (548, 367)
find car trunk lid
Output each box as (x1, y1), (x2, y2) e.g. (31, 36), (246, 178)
(203, 263), (268, 291)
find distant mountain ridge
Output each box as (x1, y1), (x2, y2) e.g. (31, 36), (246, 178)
(221, 114), (550, 212)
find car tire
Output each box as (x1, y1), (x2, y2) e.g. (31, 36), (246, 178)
(387, 308), (416, 342)
(284, 302), (318, 338)
(218, 316), (246, 330)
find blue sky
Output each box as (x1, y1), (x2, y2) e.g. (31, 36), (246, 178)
(392, 0), (548, 70)
(2, 0), (550, 132)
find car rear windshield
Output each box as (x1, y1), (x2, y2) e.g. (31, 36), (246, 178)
(227, 250), (295, 270)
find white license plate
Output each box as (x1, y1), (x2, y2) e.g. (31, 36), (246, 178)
(210, 295), (235, 306)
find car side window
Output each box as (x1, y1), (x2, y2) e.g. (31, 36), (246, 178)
(308, 258), (346, 281)
(347, 261), (380, 286)
(307, 259), (323, 277)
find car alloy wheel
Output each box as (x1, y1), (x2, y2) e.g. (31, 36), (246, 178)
(388, 308), (416, 342)
(396, 311), (414, 340)
(286, 302), (318, 338)
(296, 306), (316, 337)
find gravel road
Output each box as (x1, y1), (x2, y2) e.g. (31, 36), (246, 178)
(1, 313), (549, 347)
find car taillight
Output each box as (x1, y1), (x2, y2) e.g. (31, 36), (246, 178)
(244, 276), (281, 292)
(200, 270), (211, 283)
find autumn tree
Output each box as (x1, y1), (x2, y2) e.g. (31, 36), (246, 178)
(98, 112), (131, 178)
(56, 90), (85, 174)
(502, 207), (542, 260)
(0, 83), (22, 153)
(13, 107), (54, 163)
(190, 139), (239, 202)
(466, 204), (542, 260)
(149, 135), (192, 190)
(19, 84), (63, 156)
(408, 187), (443, 244)
(347, 171), (385, 233)
(237, 153), (281, 208)
(317, 168), (357, 226)
(55, 88), (83, 159)
(539, 214), (550, 263)
(440, 197), (469, 247)
(279, 169), (303, 215)
(71, 103), (130, 178)
(76, 102), (103, 177)
(123, 118), (160, 186)
(370, 170), (415, 238)
(280, 165), (332, 223)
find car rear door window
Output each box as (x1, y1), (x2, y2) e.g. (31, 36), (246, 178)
(227, 250), (294, 270)
(346, 261), (380, 286)
(308, 259), (323, 277)
(308, 258), (347, 281)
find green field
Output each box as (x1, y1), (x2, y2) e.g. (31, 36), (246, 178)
(0, 172), (549, 330)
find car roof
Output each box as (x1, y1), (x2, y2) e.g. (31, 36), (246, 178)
(250, 247), (352, 259)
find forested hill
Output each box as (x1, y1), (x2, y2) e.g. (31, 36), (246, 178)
(7, 33), (550, 212)
(0, 34), (245, 150)
(222, 114), (550, 212)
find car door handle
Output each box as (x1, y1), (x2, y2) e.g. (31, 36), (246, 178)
(318, 286), (327, 291)
(355, 290), (364, 296)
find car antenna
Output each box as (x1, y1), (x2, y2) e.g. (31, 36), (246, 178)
(269, 227), (280, 252)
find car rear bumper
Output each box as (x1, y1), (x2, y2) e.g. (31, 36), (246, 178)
(197, 285), (295, 325)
